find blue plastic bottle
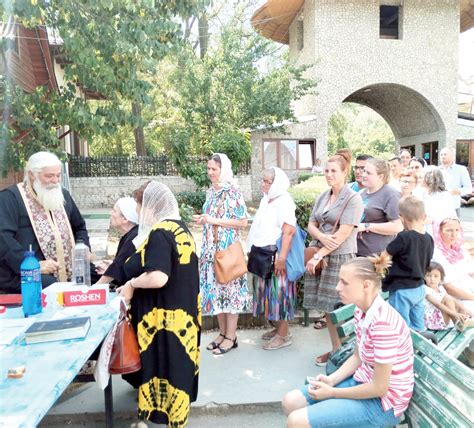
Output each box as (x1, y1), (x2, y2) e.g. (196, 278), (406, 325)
(20, 247), (43, 317)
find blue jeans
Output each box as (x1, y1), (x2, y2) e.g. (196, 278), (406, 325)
(300, 377), (400, 427)
(388, 287), (425, 331)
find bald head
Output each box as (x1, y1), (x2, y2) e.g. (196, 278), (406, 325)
(440, 147), (454, 167)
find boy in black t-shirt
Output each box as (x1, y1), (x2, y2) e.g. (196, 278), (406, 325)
(382, 195), (434, 331)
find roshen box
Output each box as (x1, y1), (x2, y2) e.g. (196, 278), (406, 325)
(42, 282), (109, 308)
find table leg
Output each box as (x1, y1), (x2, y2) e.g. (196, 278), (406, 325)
(105, 376), (114, 428)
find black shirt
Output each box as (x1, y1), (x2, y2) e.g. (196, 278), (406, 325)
(382, 230), (434, 292)
(0, 185), (89, 292)
(103, 224), (138, 285)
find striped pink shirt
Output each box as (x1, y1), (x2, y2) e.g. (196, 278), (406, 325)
(353, 295), (414, 416)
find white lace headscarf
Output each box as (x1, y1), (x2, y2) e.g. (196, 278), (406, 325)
(213, 153), (236, 187)
(133, 181), (181, 248)
(247, 167), (290, 250)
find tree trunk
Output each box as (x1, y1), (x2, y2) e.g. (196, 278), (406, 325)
(132, 102), (145, 156)
(198, 15), (209, 59)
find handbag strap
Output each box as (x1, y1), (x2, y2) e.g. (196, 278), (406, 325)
(331, 193), (357, 234)
(213, 191), (228, 247)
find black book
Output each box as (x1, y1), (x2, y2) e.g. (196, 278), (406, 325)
(25, 316), (91, 344)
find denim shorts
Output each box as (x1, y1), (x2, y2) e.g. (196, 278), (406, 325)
(300, 376), (400, 427)
(388, 287), (425, 331)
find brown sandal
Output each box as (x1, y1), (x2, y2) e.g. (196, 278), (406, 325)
(314, 351), (331, 366)
(313, 319), (327, 329)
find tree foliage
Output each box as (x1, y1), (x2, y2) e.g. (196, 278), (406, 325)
(159, 4), (315, 186)
(1, 0), (209, 171)
(328, 103), (396, 159)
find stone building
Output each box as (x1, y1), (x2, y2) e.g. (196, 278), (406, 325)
(250, 0), (474, 198)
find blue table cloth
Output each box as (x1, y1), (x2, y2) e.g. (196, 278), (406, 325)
(0, 299), (118, 428)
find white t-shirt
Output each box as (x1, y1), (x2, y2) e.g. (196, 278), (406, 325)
(250, 193), (296, 248)
(423, 191), (457, 236)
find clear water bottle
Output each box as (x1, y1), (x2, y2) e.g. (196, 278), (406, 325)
(20, 246), (43, 317)
(73, 240), (91, 286)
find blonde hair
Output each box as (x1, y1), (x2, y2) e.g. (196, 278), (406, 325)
(399, 195), (425, 222)
(343, 253), (392, 287)
(367, 158), (390, 184)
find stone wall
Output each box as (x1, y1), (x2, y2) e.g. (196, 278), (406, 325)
(70, 175), (253, 209)
(284, 0), (460, 152)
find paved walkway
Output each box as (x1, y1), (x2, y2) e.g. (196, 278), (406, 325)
(42, 325), (325, 427)
(39, 206), (474, 426)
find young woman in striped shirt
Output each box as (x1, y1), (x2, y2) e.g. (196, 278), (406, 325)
(282, 254), (414, 427)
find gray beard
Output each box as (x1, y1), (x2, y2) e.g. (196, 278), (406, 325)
(33, 180), (65, 211)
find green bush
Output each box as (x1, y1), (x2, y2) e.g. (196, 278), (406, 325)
(176, 191), (207, 214)
(289, 175), (327, 232)
(298, 172), (316, 183)
(179, 204), (195, 224)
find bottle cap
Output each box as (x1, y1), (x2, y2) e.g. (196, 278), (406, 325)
(0, 306), (6, 314)
(23, 250), (35, 257)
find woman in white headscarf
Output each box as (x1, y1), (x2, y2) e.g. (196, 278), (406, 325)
(116, 181), (200, 427)
(95, 197), (139, 286)
(247, 167), (297, 350)
(195, 153), (249, 355)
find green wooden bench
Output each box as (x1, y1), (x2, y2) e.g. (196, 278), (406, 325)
(327, 298), (474, 427)
(406, 331), (473, 427)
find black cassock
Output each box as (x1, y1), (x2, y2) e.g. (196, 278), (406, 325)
(0, 185), (91, 293)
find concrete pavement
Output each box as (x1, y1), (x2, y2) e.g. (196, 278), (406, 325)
(41, 325), (326, 427)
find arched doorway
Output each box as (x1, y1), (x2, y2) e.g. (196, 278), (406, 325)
(341, 83), (446, 164)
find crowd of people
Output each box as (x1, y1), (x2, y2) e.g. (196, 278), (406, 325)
(0, 148), (473, 427)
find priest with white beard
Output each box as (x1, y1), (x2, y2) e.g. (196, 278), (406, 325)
(0, 151), (94, 293)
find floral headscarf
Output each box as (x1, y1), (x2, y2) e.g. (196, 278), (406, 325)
(433, 218), (464, 264)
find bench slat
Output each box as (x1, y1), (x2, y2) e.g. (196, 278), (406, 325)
(330, 303), (356, 325)
(441, 328), (474, 359)
(336, 320), (355, 338)
(405, 400), (438, 428)
(413, 355), (473, 421)
(411, 332), (474, 390)
(410, 377), (472, 427)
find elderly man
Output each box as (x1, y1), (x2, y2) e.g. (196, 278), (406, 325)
(0, 151), (95, 293)
(439, 147), (472, 217)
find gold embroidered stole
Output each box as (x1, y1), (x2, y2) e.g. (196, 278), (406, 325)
(17, 183), (75, 281)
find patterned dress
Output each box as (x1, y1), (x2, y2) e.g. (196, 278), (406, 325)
(123, 220), (200, 427)
(199, 184), (250, 315)
(424, 285), (453, 330)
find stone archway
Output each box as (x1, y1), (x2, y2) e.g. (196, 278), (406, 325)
(343, 83), (445, 143)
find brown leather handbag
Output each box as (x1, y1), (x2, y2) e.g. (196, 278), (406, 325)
(214, 225), (248, 284)
(109, 300), (141, 375)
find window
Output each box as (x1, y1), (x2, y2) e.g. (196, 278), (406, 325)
(262, 139), (315, 170)
(380, 5), (400, 39)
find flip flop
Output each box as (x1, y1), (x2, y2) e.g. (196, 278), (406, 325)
(314, 351), (331, 366)
(313, 319), (327, 329)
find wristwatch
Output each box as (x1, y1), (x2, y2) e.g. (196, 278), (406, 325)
(364, 222), (370, 232)
(313, 253), (322, 261)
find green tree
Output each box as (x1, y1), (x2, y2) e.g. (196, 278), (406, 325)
(1, 0), (209, 172)
(160, 2), (315, 185)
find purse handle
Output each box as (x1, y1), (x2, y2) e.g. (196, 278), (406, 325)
(330, 193), (357, 234)
(213, 192), (228, 248)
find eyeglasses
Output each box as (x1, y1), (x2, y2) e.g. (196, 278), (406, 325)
(400, 180), (415, 185)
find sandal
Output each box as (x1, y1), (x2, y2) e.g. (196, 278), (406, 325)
(313, 319), (327, 330)
(262, 329), (292, 341)
(314, 351), (331, 366)
(262, 334), (292, 350)
(213, 336), (238, 355)
(206, 333), (225, 351)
